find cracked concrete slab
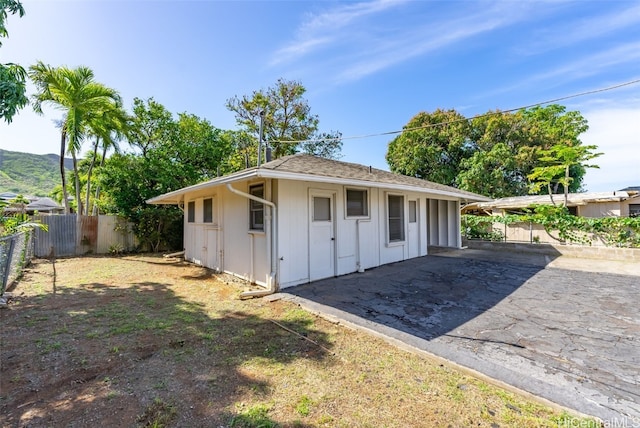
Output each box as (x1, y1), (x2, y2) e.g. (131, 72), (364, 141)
(281, 249), (640, 421)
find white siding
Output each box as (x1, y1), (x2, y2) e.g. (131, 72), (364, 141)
(220, 182), (269, 285)
(276, 180), (311, 287)
(179, 178), (464, 289)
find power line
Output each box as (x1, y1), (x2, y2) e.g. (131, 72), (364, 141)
(272, 78), (640, 145)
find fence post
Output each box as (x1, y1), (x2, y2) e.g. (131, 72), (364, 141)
(1, 237), (16, 296)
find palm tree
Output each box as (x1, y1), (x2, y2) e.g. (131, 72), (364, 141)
(84, 104), (129, 215)
(29, 62), (121, 215)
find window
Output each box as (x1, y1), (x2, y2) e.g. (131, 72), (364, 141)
(346, 188), (368, 217)
(203, 198), (213, 223)
(388, 194), (405, 242)
(409, 200), (417, 223)
(249, 184), (264, 231)
(630, 204), (640, 218)
(187, 201), (195, 223)
(313, 197), (331, 221)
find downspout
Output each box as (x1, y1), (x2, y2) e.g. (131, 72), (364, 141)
(355, 219), (364, 273)
(226, 183), (278, 299)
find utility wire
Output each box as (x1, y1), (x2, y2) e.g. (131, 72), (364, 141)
(272, 78), (640, 145)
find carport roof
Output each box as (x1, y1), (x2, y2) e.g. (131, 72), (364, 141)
(147, 153), (490, 205)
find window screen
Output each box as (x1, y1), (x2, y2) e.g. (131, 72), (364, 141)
(203, 198), (213, 223)
(388, 194), (404, 242)
(249, 184), (264, 231)
(187, 201), (195, 223)
(313, 197), (331, 221)
(346, 189), (368, 217)
(409, 200), (417, 223)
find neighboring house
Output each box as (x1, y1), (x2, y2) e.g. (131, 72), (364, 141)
(463, 190), (640, 218)
(148, 154), (488, 290)
(2, 195), (64, 215)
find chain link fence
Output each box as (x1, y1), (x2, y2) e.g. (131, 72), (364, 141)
(0, 231), (34, 297)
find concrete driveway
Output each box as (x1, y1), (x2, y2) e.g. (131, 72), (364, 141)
(281, 249), (640, 421)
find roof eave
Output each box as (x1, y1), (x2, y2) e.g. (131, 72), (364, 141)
(147, 167), (489, 205)
(146, 169), (259, 205)
(257, 170), (489, 201)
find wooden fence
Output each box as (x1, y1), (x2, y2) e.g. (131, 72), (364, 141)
(33, 215), (137, 257)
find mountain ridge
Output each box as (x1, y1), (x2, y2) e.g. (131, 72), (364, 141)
(0, 149), (73, 197)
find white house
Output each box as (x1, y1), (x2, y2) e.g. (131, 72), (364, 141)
(147, 154), (488, 293)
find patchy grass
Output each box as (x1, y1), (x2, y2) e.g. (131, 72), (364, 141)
(0, 255), (598, 427)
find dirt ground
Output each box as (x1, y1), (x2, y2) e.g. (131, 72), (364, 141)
(0, 255), (597, 427)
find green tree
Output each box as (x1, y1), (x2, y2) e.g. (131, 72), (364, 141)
(386, 109), (471, 186)
(0, 0), (27, 123)
(85, 103), (130, 215)
(99, 98), (232, 251)
(226, 78), (341, 160)
(456, 110), (538, 198)
(521, 105), (590, 194)
(528, 144), (602, 206)
(386, 105), (591, 198)
(29, 62), (122, 214)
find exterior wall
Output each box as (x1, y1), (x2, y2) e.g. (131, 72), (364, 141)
(180, 178), (464, 289)
(276, 180), (447, 288)
(577, 202), (622, 218)
(182, 182), (269, 285)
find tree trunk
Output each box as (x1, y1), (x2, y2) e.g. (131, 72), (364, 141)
(72, 151), (83, 216)
(547, 183), (556, 206)
(92, 145), (108, 216)
(564, 164), (569, 207)
(85, 137), (99, 216)
(60, 130), (70, 214)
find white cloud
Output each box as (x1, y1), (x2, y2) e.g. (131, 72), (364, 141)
(580, 107), (640, 192)
(529, 41), (640, 85)
(524, 3), (640, 54)
(272, 1), (534, 84)
(270, 0), (408, 66)
(334, 9), (513, 83)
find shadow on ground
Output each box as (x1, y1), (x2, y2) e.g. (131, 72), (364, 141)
(1, 258), (325, 428)
(284, 249), (640, 420)
(285, 251), (558, 342)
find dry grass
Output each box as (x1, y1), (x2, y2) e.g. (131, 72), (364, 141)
(0, 255), (598, 427)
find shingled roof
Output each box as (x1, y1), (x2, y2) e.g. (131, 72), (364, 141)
(148, 153), (489, 204)
(261, 154), (487, 199)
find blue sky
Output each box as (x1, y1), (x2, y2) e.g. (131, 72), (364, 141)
(1, 0), (639, 192)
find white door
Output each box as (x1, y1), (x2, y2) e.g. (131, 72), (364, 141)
(205, 228), (218, 270)
(309, 192), (335, 281)
(408, 199), (419, 258)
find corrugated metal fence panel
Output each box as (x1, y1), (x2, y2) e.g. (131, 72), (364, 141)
(80, 216), (98, 254)
(96, 216), (137, 254)
(34, 215), (77, 257)
(33, 215), (138, 257)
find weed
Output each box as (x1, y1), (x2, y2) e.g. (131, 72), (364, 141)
(54, 324), (69, 335)
(137, 398), (177, 428)
(35, 339), (62, 355)
(316, 414), (334, 425)
(295, 395), (312, 416)
(153, 379), (168, 390)
(230, 403), (278, 428)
